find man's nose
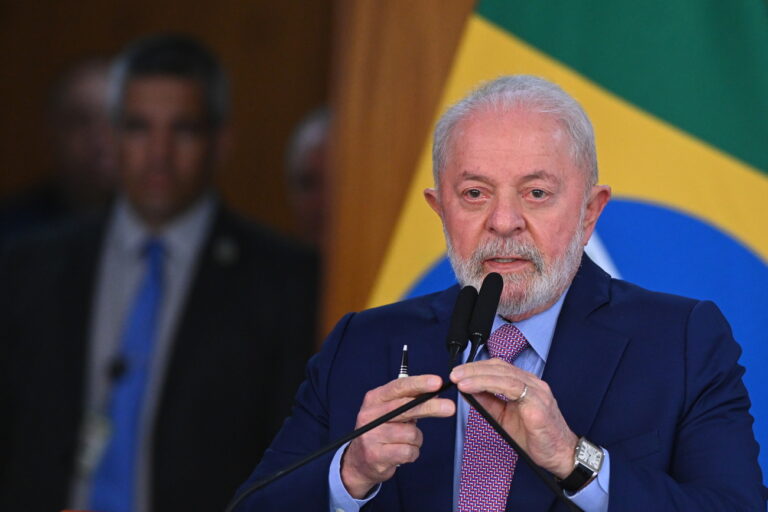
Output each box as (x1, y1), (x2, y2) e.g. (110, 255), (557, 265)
(149, 131), (173, 166)
(485, 196), (525, 237)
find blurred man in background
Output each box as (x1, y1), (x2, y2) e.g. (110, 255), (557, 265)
(0, 34), (317, 512)
(0, 58), (117, 248)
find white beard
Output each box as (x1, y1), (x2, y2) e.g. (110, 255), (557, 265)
(445, 218), (585, 319)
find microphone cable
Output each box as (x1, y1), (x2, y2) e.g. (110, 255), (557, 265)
(460, 273), (580, 511)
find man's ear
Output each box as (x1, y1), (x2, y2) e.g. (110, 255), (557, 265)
(424, 187), (442, 217)
(582, 185), (611, 245)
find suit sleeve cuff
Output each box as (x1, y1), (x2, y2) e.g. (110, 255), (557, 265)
(328, 441), (381, 512)
(565, 447), (610, 512)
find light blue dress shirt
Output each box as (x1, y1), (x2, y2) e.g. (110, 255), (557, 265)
(70, 195), (215, 512)
(328, 291), (610, 512)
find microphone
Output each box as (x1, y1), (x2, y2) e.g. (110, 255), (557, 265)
(467, 272), (503, 362)
(225, 286), (482, 511)
(108, 357), (127, 382)
(225, 274), (578, 512)
(446, 285), (478, 363)
(455, 273), (580, 511)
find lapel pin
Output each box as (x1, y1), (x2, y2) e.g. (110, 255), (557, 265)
(214, 237), (238, 266)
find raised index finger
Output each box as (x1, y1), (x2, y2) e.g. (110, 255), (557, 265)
(375, 374), (443, 403)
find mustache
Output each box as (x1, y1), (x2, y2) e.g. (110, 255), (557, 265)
(469, 237), (545, 274)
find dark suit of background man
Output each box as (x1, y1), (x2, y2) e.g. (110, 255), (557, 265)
(0, 34), (318, 512)
(236, 75), (766, 510)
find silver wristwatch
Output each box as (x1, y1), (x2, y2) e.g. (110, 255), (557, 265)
(558, 436), (604, 493)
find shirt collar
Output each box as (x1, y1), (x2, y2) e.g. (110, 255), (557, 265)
(490, 288), (569, 364)
(109, 194), (216, 262)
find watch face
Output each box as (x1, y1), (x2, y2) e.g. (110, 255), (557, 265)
(576, 440), (603, 472)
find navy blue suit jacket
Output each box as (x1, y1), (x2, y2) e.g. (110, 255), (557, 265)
(238, 256), (765, 510)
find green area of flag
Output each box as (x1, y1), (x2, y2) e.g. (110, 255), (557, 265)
(476, 0), (768, 175)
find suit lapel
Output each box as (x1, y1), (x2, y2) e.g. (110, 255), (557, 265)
(61, 223), (105, 377)
(158, 207), (240, 401)
(545, 256), (629, 440)
(393, 287), (460, 512)
(507, 256), (629, 511)
(56, 221), (107, 478)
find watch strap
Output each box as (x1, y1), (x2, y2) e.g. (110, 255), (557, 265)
(558, 437), (603, 493)
(558, 460), (596, 493)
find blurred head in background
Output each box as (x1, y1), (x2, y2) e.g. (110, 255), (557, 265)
(110, 34), (230, 230)
(285, 107), (329, 249)
(48, 58), (117, 211)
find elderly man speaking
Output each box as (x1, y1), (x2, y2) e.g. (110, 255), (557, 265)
(235, 75), (766, 511)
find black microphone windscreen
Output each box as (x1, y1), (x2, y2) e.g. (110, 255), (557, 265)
(446, 285), (478, 354)
(468, 272), (503, 341)
(108, 357), (128, 382)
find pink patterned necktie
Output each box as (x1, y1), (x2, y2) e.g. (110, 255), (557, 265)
(458, 323), (530, 511)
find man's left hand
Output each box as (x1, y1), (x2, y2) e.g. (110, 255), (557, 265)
(450, 358), (578, 479)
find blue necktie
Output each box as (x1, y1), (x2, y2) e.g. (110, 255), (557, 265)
(89, 238), (165, 512)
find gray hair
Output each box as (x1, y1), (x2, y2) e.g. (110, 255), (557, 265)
(432, 75), (597, 188)
(285, 106), (330, 180)
(108, 34), (230, 128)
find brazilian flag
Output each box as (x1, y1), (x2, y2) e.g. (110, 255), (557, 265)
(369, 1), (768, 479)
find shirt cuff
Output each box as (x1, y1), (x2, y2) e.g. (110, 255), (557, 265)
(565, 447), (610, 512)
(328, 441), (381, 512)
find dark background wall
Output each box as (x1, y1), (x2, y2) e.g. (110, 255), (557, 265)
(0, 0), (332, 237)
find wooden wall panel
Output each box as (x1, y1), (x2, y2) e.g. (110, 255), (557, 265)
(0, 0), (331, 237)
(323, 0), (475, 333)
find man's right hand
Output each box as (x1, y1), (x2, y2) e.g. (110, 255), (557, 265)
(340, 374), (455, 498)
